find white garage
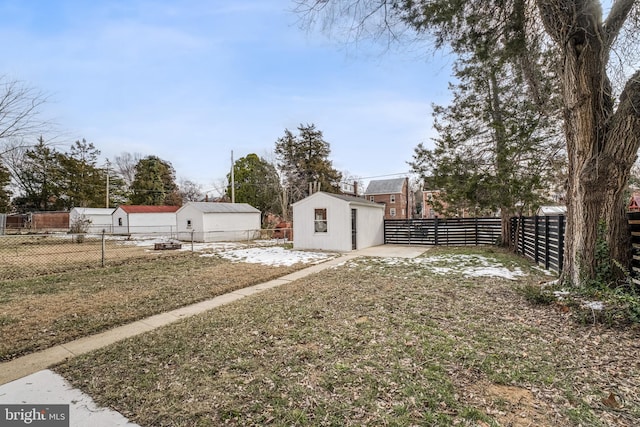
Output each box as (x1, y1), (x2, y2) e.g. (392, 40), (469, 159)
(111, 205), (179, 235)
(69, 207), (115, 233)
(292, 192), (385, 252)
(176, 202), (261, 242)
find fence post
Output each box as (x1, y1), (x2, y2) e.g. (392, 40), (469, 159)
(383, 219), (387, 243)
(558, 215), (565, 272)
(519, 216), (525, 255)
(101, 229), (106, 267)
(434, 217), (439, 246)
(191, 229), (195, 252)
(544, 215), (550, 270)
(475, 217), (478, 246)
(534, 216), (539, 265)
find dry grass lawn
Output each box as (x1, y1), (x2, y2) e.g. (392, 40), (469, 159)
(0, 252), (306, 361)
(55, 248), (640, 426)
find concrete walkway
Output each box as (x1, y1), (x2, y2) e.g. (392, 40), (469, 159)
(0, 244), (427, 385)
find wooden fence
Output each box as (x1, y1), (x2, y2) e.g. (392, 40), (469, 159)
(510, 215), (565, 273)
(384, 217), (501, 246)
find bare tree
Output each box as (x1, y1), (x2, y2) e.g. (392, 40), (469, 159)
(0, 76), (51, 149)
(178, 178), (204, 202)
(113, 151), (143, 188)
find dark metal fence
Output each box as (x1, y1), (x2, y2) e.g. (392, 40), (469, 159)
(510, 215), (565, 273)
(384, 217), (502, 246)
(627, 212), (640, 284)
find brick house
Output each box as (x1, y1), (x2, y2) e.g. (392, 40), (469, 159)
(365, 177), (412, 219)
(421, 189), (448, 219)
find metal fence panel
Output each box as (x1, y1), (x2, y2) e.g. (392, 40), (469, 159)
(384, 217), (501, 246)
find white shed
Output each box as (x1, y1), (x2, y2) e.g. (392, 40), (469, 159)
(112, 205), (179, 235)
(292, 192), (385, 252)
(176, 202), (261, 242)
(69, 207), (115, 233)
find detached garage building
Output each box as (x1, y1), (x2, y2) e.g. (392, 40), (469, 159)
(176, 202), (261, 242)
(69, 207), (115, 233)
(112, 205), (179, 235)
(292, 192), (385, 252)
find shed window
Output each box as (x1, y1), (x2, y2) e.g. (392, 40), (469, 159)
(314, 209), (328, 232)
(118, 217), (123, 226)
(186, 219), (192, 229)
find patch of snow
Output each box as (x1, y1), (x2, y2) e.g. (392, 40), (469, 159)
(208, 246), (334, 267)
(350, 254), (528, 281)
(553, 290), (570, 300)
(541, 280), (559, 288)
(464, 267), (526, 280)
(583, 301), (604, 311)
(430, 267), (455, 275)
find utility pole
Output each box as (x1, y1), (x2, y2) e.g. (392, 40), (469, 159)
(105, 159), (110, 208)
(231, 150), (235, 203)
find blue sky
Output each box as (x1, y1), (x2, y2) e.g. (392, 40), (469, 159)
(1, 0), (453, 192)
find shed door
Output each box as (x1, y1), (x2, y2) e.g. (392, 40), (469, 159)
(351, 209), (357, 250)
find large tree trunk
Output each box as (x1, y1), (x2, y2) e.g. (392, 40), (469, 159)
(537, 0), (640, 286)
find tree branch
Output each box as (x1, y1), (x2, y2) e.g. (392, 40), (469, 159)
(603, 70), (640, 163)
(603, 0), (636, 48)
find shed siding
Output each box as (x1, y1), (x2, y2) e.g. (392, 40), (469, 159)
(112, 207), (177, 234)
(355, 205), (385, 249)
(176, 203), (261, 242)
(69, 208), (115, 233)
(293, 192), (384, 252)
(293, 193), (349, 251)
(112, 207), (129, 234)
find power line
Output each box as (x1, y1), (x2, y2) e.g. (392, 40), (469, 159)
(358, 171), (414, 180)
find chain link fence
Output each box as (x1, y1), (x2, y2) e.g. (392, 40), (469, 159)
(0, 228), (293, 281)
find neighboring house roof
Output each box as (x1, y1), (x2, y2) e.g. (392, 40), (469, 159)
(117, 205), (180, 214)
(365, 178), (406, 195)
(537, 205), (567, 215)
(182, 202), (260, 214)
(71, 207), (115, 215)
(293, 192), (384, 208)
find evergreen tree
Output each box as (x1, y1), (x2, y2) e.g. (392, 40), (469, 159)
(296, 0), (640, 286)
(57, 139), (106, 208)
(11, 136), (64, 211)
(274, 124), (342, 205)
(0, 162), (10, 213)
(130, 156), (180, 205)
(410, 37), (564, 242)
(226, 153), (282, 223)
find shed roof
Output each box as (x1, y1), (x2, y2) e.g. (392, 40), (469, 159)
(365, 178), (406, 195)
(537, 205), (567, 215)
(182, 202), (260, 214)
(293, 192), (384, 208)
(117, 205), (180, 214)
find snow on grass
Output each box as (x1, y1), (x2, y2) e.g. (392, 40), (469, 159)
(208, 246), (335, 267)
(354, 253), (527, 280)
